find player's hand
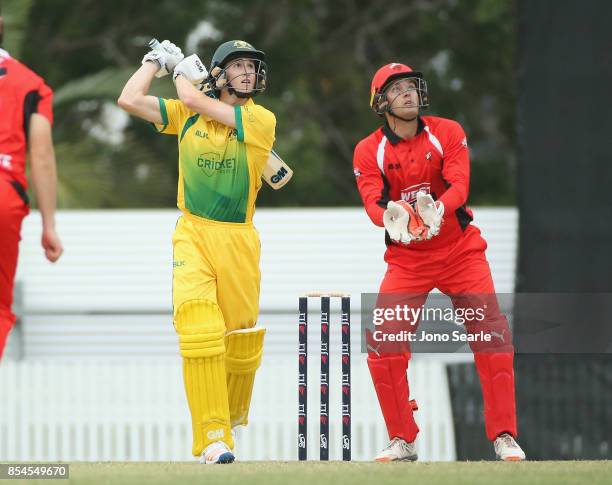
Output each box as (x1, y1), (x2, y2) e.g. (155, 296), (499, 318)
(142, 40), (184, 78)
(383, 200), (427, 244)
(173, 54), (209, 85)
(416, 192), (444, 239)
(41, 227), (63, 263)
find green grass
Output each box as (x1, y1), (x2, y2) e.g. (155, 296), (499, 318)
(23, 461), (612, 485)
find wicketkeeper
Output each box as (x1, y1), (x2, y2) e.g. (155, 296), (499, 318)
(118, 38), (275, 464)
(353, 63), (526, 461)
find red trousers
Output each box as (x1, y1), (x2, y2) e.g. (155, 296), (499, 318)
(368, 225), (517, 442)
(0, 177), (28, 359)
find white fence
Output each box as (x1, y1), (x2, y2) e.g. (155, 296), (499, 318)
(9, 208), (517, 358)
(0, 355), (460, 462)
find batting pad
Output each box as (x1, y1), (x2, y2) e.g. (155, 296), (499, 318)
(224, 327), (266, 427)
(175, 299), (233, 455)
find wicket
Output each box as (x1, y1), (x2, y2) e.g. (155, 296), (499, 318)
(298, 292), (351, 461)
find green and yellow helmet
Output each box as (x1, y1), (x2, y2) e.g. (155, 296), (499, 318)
(208, 40), (267, 98)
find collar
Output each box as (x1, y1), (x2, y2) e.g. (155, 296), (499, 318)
(382, 116), (425, 145)
(242, 98), (255, 108)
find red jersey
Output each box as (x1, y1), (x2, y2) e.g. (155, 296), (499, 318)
(0, 48), (54, 190)
(353, 115), (474, 251)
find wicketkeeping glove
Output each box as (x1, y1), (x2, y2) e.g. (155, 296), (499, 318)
(415, 192), (444, 239)
(173, 54), (209, 86)
(142, 40), (184, 78)
(383, 200), (427, 244)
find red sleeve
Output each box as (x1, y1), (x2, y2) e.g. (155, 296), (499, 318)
(36, 81), (54, 126)
(353, 139), (387, 227)
(438, 121), (469, 212)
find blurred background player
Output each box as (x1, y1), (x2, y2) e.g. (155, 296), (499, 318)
(118, 39), (275, 464)
(353, 63), (525, 462)
(0, 5), (63, 360)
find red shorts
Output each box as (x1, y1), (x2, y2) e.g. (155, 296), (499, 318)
(382, 224), (495, 295)
(0, 176), (29, 356)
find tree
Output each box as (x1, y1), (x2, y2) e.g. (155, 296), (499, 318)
(13, 0), (517, 208)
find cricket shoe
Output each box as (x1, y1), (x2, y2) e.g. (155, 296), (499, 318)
(200, 441), (235, 464)
(374, 437), (417, 462)
(494, 433), (526, 461)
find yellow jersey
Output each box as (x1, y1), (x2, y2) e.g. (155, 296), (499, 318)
(154, 97), (276, 223)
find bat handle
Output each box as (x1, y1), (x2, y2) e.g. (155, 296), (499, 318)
(148, 38), (160, 49)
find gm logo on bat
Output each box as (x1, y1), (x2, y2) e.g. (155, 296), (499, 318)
(271, 167), (289, 184)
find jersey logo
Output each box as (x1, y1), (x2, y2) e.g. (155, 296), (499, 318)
(197, 152), (236, 177)
(353, 168), (361, 178)
(461, 137), (468, 148)
(0, 154), (13, 170)
(400, 183), (431, 206)
(426, 151), (432, 160)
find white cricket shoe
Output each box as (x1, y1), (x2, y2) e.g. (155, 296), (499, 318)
(494, 433), (526, 461)
(374, 437), (417, 462)
(200, 441), (235, 464)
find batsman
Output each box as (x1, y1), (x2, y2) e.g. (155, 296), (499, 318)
(354, 63), (526, 462)
(118, 39), (275, 464)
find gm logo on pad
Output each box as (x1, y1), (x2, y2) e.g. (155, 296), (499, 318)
(207, 429), (225, 440)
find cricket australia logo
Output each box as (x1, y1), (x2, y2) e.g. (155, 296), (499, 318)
(197, 152), (236, 177)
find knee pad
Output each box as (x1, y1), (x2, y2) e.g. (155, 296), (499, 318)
(225, 327), (266, 427)
(367, 353), (419, 443)
(175, 299), (233, 455)
(175, 299), (226, 358)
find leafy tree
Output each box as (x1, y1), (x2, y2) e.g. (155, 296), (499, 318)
(6, 0), (516, 208)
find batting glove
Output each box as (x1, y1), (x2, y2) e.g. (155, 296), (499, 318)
(142, 40), (184, 78)
(173, 54), (209, 85)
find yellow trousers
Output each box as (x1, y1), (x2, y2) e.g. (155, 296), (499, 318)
(172, 213), (263, 456)
(172, 213), (261, 329)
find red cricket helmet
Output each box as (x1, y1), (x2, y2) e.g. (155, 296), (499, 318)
(370, 63), (429, 115)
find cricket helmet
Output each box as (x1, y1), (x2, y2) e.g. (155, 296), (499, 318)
(370, 63), (429, 115)
(208, 40), (267, 98)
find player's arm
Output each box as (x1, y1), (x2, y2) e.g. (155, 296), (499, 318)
(353, 142), (387, 227)
(170, 54), (235, 127)
(118, 40), (184, 124)
(437, 122), (470, 213)
(29, 114), (63, 262)
(174, 74), (235, 127)
(117, 62), (163, 124)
